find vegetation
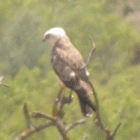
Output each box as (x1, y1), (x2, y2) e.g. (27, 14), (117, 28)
(0, 0), (140, 139)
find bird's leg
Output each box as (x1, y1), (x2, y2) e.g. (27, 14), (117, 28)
(57, 85), (66, 102)
(52, 85), (65, 116)
(57, 89), (73, 118)
(68, 89), (73, 103)
(69, 89), (72, 96)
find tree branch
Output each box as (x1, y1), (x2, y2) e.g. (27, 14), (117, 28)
(15, 122), (54, 140)
(31, 111), (55, 121)
(66, 119), (86, 133)
(86, 38), (121, 140)
(15, 103), (55, 140)
(15, 89), (84, 140)
(81, 37), (96, 69)
(24, 103), (33, 129)
(111, 122), (121, 137)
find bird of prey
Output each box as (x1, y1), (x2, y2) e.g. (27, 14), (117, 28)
(43, 27), (96, 117)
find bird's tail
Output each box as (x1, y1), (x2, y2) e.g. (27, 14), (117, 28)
(74, 87), (96, 117)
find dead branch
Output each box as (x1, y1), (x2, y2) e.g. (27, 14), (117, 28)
(15, 122), (54, 140)
(31, 111), (55, 121)
(15, 89), (85, 140)
(86, 38), (121, 139)
(66, 119), (86, 133)
(81, 37), (96, 69)
(86, 37), (96, 67)
(24, 103), (33, 129)
(92, 86), (108, 132)
(105, 122), (121, 140)
(111, 122), (121, 137)
(15, 103), (55, 140)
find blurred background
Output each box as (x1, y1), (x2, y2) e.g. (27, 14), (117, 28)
(0, 0), (140, 139)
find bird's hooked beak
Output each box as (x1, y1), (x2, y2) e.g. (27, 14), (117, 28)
(42, 33), (51, 42)
(42, 38), (46, 42)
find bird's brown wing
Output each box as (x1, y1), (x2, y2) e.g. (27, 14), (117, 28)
(51, 45), (92, 93)
(51, 44), (96, 117)
(52, 45), (89, 80)
(51, 46), (96, 116)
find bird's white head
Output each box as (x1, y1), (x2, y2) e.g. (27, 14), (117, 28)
(43, 27), (66, 45)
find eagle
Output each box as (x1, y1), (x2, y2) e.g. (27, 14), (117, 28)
(43, 27), (96, 117)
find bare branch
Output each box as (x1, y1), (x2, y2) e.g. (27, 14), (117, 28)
(66, 119), (86, 133)
(82, 40), (122, 139)
(23, 103), (33, 129)
(31, 111), (55, 121)
(81, 37), (96, 69)
(15, 90), (77, 140)
(110, 122), (121, 139)
(31, 104), (70, 139)
(35, 122), (54, 131)
(15, 122), (54, 140)
(91, 65), (122, 140)
(55, 119), (70, 140)
(15, 128), (35, 140)
(91, 77), (122, 140)
(86, 37), (96, 67)
(93, 88), (107, 131)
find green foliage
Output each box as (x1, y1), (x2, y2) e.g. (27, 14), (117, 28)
(0, 0), (140, 139)
(1, 65), (140, 139)
(0, 0), (139, 76)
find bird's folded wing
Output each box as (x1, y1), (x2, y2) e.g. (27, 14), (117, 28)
(52, 47), (89, 81)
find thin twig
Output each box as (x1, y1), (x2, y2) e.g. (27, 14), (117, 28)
(31, 112), (55, 121)
(66, 119), (86, 133)
(82, 38), (111, 134)
(110, 122), (121, 138)
(86, 39), (121, 139)
(35, 122), (54, 131)
(23, 103), (33, 129)
(15, 122), (54, 140)
(81, 37), (96, 69)
(15, 90), (76, 140)
(0, 84), (10, 87)
(86, 37), (96, 67)
(0, 76), (10, 88)
(90, 72), (121, 139)
(55, 119), (70, 140)
(93, 89), (107, 132)
(88, 80), (108, 133)
(31, 105), (70, 139)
